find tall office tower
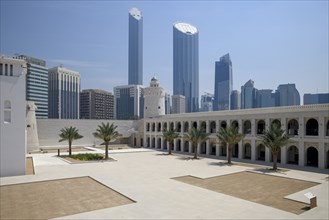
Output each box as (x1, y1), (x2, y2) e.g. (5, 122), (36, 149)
(15, 55), (48, 118)
(144, 77), (165, 118)
(201, 93), (214, 112)
(114, 85), (144, 120)
(213, 53), (233, 111)
(241, 79), (257, 109)
(230, 90), (241, 110)
(173, 22), (199, 113)
(164, 93), (171, 114)
(304, 93), (329, 105)
(275, 84), (300, 106)
(0, 56), (27, 177)
(172, 95), (186, 114)
(80, 89), (114, 119)
(48, 66), (80, 119)
(256, 89), (276, 108)
(128, 7), (143, 85)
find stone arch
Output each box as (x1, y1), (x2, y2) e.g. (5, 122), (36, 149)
(163, 140), (167, 150)
(220, 121), (227, 129)
(210, 142), (216, 156)
(192, 121), (197, 129)
(157, 122), (161, 132)
(176, 122), (182, 132)
(220, 144), (227, 156)
(257, 120), (265, 134)
(177, 139), (181, 151)
(200, 142), (207, 154)
(306, 118), (318, 136)
(306, 146), (318, 167)
(157, 138), (162, 149)
(146, 123), (150, 132)
(170, 122), (174, 131)
(287, 119), (299, 135)
(244, 143), (251, 159)
(152, 137), (156, 148)
(210, 121), (216, 133)
(200, 121), (206, 131)
(256, 144), (265, 161)
(232, 143), (239, 158)
(326, 150), (329, 169)
(271, 119), (281, 128)
(146, 137), (150, 147)
(287, 145), (298, 164)
(231, 120), (239, 130)
(163, 122), (168, 130)
(243, 120), (251, 134)
(152, 123), (155, 132)
(326, 120), (329, 136)
(184, 141), (189, 152)
(184, 122), (189, 132)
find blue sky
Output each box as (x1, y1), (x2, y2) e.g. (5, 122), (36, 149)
(1, 1), (328, 104)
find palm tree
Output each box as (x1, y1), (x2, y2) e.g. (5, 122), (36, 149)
(216, 126), (244, 164)
(259, 123), (290, 171)
(59, 126), (83, 156)
(93, 122), (121, 160)
(183, 128), (210, 159)
(162, 128), (179, 155)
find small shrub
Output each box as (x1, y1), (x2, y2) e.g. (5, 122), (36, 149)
(69, 153), (104, 161)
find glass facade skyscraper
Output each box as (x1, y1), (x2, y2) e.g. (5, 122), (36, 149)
(241, 79), (257, 109)
(114, 85), (144, 120)
(16, 55), (48, 118)
(275, 84), (300, 106)
(304, 93), (329, 105)
(48, 66), (80, 119)
(128, 8), (143, 85)
(173, 22), (199, 113)
(213, 53), (232, 111)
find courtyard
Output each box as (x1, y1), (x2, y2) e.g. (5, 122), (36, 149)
(1, 148), (328, 219)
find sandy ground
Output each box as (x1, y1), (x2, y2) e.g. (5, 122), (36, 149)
(0, 176), (134, 219)
(25, 157), (34, 175)
(173, 171), (318, 214)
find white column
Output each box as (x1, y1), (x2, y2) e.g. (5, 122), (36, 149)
(189, 142), (193, 154)
(281, 146), (287, 165)
(251, 139), (256, 161)
(206, 140), (210, 155)
(298, 141), (305, 167)
(265, 147), (271, 162)
(238, 142), (243, 159)
(216, 144), (220, 157)
(319, 142), (325, 169)
(174, 139), (177, 152)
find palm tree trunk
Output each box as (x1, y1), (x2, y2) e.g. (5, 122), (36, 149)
(168, 141), (172, 155)
(228, 144), (232, 164)
(194, 143), (198, 159)
(69, 140), (72, 156)
(105, 143), (109, 160)
(273, 152), (278, 171)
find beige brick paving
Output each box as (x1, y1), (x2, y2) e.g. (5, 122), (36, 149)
(0, 176), (134, 220)
(173, 171), (319, 214)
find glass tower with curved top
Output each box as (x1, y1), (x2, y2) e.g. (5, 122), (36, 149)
(128, 8), (143, 85)
(173, 22), (199, 113)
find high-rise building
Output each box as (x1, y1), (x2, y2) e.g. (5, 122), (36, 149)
(15, 55), (48, 118)
(256, 89), (276, 108)
(172, 95), (185, 114)
(114, 85), (144, 120)
(201, 93), (214, 112)
(241, 79), (256, 109)
(144, 77), (165, 118)
(275, 84), (300, 106)
(80, 89), (114, 119)
(128, 7), (143, 85)
(304, 93), (329, 105)
(230, 90), (241, 110)
(48, 66), (80, 119)
(173, 22), (199, 113)
(213, 53), (232, 111)
(164, 93), (171, 114)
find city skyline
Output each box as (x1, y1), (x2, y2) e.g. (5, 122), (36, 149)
(1, 1), (328, 104)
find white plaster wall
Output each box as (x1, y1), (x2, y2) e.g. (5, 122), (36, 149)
(0, 69), (26, 177)
(144, 86), (165, 118)
(37, 119), (136, 147)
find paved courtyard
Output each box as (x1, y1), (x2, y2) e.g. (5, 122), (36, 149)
(1, 148), (328, 219)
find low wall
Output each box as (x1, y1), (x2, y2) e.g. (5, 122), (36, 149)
(37, 119), (137, 147)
